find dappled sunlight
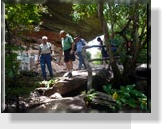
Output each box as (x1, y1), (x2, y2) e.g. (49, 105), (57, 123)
(4, 0), (150, 113)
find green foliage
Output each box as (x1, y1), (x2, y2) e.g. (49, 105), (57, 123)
(93, 51), (102, 65)
(103, 84), (147, 111)
(5, 75), (40, 99)
(5, 4), (48, 33)
(4, 0), (45, 3)
(5, 52), (19, 78)
(103, 84), (116, 95)
(6, 83), (38, 98)
(5, 3), (48, 84)
(5, 45), (24, 78)
(86, 51), (91, 60)
(71, 4), (97, 22)
(38, 78), (60, 88)
(82, 89), (97, 102)
(72, 3), (147, 33)
(137, 48), (147, 63)
(104, 4), (131, 31)
(72, 3), (147, 65)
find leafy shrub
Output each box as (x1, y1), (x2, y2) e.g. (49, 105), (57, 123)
(103, 84), (147, 111)
(38, 78), (60, 88)
(137, 48), (147, 63)
(5, 44), (25, 78)
(83, 89), (97, 102)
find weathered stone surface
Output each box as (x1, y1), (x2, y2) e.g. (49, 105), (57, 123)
(35, 68), (111, 97)
(37, 76), (87, 97)
(42, 0), (102, 41)
(4, 68), (113, 113)
(25, 0), (102, 42)
(35, 70), (89, 97)
(6, 93), (86, 113)
(92, 68), (113, 91)
(28, 95), (86, 113)
(50, 92), (62, 99)
(87, 91), (117, 112)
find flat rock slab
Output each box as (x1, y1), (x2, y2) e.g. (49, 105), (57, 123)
(28, 95), (86, 113)
(35, 69), (111, 97)
(35, 71), (88, 97)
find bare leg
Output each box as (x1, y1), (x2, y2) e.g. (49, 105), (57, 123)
(65, 62), (70, 71)
(69, 61), (73, 70)
(65, 61), (73, 77)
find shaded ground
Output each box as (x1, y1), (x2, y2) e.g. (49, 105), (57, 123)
(4, 68), (107, 113)
(5, 65), (149, 113)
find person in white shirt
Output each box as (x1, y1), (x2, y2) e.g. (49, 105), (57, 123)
(38, 36), (53, 80)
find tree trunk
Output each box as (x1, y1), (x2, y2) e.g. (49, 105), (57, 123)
(121, 2), (145, 86)
(97, 0), (121, 87)
(82, 47), (93, 90)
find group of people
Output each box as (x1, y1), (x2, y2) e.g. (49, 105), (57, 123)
(38, 30), (86, 80)
(38, 30), (119, 80)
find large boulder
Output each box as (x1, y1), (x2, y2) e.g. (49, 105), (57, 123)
(28, 95), (87, 113)
(35, 71), (88, 97)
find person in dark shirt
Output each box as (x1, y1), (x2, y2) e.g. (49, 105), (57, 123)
(97, 37), (109, 58)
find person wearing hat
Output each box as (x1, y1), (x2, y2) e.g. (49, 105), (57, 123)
(59, 30), (75, 78)
(38, 36), (53, 80)
(74, 35), (87, 70)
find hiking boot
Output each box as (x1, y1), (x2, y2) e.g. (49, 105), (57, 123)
(68, 72), (72, 78)
(64, 72), (70, 77)
(49, 75), (54, 80)
(64, 72), (72, 78)
(43, 77), (47, 81)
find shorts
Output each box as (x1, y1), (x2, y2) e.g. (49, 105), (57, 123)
(64, 48), (75, 63)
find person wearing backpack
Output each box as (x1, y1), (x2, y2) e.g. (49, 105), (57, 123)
(74, 35), (87, 70)
(59, 30), (75, 78)
(38, 36), (53, 80)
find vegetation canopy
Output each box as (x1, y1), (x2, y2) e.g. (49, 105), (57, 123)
(3, 0), (150, 113)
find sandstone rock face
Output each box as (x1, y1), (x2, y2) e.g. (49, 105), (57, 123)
(41, 0), (102, 41)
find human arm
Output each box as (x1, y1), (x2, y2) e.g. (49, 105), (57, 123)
(70, 42), (75, 54)
(81, 38), (87, 46)
(50, 42), (54, 61)
(38, 47), (41, 63)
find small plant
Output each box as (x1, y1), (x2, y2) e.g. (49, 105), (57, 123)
(81, 89), (97, 107)
(103, 84), (148, 111)
(83, 89), (96, 102)
(38, 78), (60, 88)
